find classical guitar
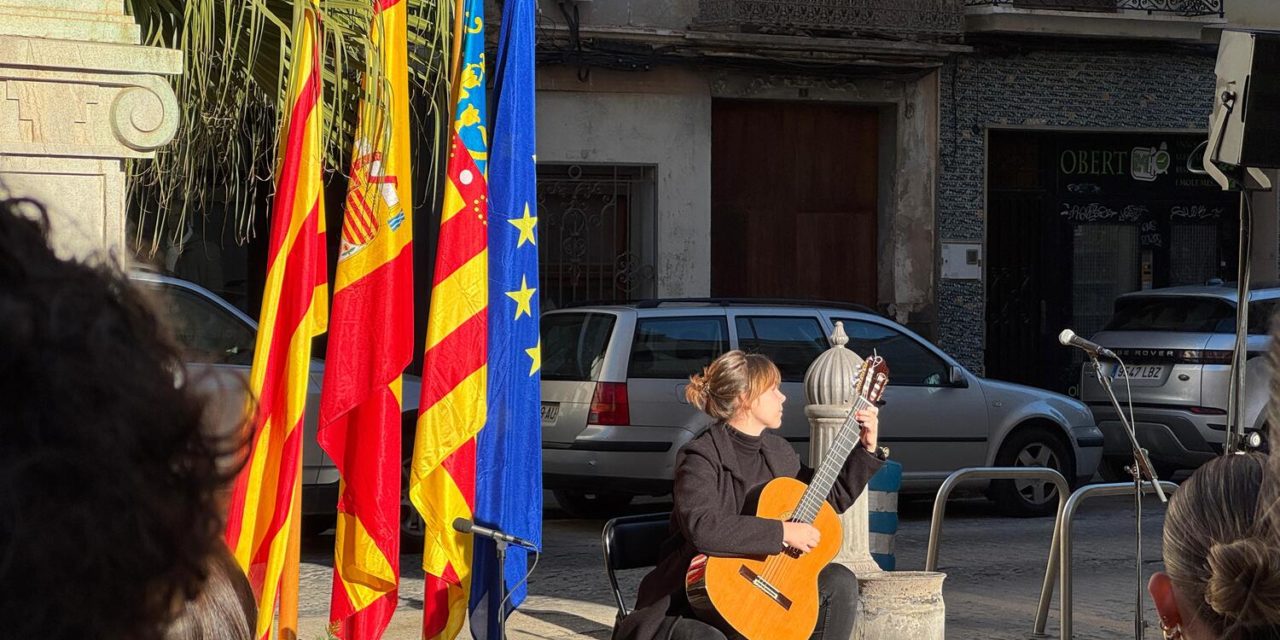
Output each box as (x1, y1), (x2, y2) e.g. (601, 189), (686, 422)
(684, 356), (889, 640)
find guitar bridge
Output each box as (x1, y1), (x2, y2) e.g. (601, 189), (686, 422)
(738, 565), (793, 610)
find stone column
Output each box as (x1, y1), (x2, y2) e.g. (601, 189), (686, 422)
(803, 324), (881, 576)
(0, 0), (181, 261)
(805, 322), (947, 640)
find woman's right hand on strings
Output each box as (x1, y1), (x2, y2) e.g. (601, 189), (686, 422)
(782, 521), (821, 553)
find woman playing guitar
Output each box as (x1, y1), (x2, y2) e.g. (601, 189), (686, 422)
(613, 350), (885, 640)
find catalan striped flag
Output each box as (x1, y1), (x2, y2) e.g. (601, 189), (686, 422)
(223, 3), (327, 639)
(411, 0), (489, 637)
(317, 0), (413, 638)
(469, 0), (541, 636)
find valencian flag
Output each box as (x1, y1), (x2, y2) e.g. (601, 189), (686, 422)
(223, 2), (328, 639)
(411, 0), (489, 637)
(316, 0), (413, 638)
(469, 0), (542, 636)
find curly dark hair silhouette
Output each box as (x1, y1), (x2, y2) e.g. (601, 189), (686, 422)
(0, 196), (248, 640)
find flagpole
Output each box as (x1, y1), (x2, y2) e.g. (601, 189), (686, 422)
(280, 466), (303, 640)
(448, 0), (466, 110)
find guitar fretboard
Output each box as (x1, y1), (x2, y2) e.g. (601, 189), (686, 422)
(790, 395), (874, 524)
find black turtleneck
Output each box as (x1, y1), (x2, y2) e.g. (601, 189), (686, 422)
(724, 423), (772, 492)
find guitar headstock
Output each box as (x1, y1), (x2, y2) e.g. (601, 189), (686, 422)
(853, 355), (890, 404)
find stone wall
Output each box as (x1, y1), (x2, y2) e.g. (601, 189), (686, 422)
(0, 0), (181, 261)
(536, 67), (713, 298)
(936, 45), (1217, 372)
(536, 64), (940, 319)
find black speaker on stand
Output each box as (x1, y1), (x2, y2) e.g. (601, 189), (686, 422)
(1200, 29), (1280, 458)
(1207, 30), (1280, 177)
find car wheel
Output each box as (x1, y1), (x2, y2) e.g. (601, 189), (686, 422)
(552, 489), (633, 518)
(991, 427), (1072, 518)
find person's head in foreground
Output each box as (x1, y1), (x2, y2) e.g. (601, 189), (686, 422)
(165, 544), (257, 640)
(0, 196), (246, 640)
(1151, 452), (1280, 639)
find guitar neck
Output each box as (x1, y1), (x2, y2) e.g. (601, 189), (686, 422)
(791, 397), (871, 524)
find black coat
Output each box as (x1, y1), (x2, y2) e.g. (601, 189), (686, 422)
(612, 423), (884, 640)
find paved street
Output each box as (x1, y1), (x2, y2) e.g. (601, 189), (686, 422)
(297, 488), (1171, 640)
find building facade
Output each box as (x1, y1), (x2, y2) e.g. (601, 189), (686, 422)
(532, 0), (1278, 395)
(936, 0), (1280, 395)
(533, 0), (968, 339)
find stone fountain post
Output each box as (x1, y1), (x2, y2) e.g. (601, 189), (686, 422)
(804, 321), (946, 639)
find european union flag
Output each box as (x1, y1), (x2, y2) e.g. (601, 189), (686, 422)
(470, 0), (541, 637)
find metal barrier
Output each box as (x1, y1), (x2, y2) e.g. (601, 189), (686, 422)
(1059, 480), (1178, 640)
(925, 467), (1070, 637)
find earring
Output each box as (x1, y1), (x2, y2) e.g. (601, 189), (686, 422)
(1160, 618), (1184, 640)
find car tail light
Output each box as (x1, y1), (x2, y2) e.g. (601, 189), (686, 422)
(590, 382), (630, 426)
(1188, 406), (1228, 415)
(1176, 350), (1234, 364)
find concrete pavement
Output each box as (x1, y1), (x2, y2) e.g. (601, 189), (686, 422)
(297, 491), (1170, 639)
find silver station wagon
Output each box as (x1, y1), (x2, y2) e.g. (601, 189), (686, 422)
(541, 299), (1103, 518)
(129, 271), (425, 539)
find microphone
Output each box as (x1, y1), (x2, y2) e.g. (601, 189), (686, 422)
(1058, 329), (1117, 359)
(453, 517), (538, 549)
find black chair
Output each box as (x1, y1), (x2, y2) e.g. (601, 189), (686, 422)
(602, 512), (671, 624)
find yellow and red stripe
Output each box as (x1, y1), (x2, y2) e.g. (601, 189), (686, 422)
(413, 128), (489, 640)
(223, 4), (327, 640)
(318, 0), (415, 638)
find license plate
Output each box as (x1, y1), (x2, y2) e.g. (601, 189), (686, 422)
(541, 402), (559, 426)
(1113, 364), (1165, 380)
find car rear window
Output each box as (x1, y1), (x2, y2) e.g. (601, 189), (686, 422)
(1247, 300), (1280, 335)
(1104, 297), (1234, 333)
(629, 316), (728, 379)
(735, 316), (828, 382)
(147, 283), (257, 365)
(541, 312), (616, 381)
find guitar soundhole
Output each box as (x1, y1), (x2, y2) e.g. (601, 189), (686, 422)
(737, 564), (793, 610)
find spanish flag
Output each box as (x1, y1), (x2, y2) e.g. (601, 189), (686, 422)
(411, 0), (489, 636)
(317, 0), (413, 638)
(223, 3), (328, 639)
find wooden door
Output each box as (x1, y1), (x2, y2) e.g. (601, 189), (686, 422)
(711, 100), (879, 306)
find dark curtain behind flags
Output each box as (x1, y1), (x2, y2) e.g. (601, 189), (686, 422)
(470, 0), (542, 637)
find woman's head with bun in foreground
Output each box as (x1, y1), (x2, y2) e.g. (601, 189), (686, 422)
(1152, 452), (1280, 639)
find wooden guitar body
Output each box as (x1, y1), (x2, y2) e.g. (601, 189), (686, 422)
(685, 477), (843, 640)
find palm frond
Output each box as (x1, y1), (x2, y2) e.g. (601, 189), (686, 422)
(123, 0), (451, 256)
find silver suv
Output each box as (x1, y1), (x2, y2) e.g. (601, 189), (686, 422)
(541, 299), (1102, 518)
(1081, 283), (1279, 478)
(130, 271), (424, 538)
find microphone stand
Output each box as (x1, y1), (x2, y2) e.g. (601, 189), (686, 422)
(1088, 353), (1167, 640)
(495, 538), (509, 640)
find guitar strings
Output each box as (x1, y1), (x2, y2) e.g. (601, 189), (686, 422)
(760, 394), (872, 583)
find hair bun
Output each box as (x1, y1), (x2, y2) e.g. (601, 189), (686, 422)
(685, 371), (710, 410)
(1205, 536), (1280, 626)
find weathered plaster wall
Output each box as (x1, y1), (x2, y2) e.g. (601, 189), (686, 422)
(536, 67), (712, 297)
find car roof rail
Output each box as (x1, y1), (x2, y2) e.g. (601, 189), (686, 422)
(631, 297), (881, 315)
(556, 298), (646, 309)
